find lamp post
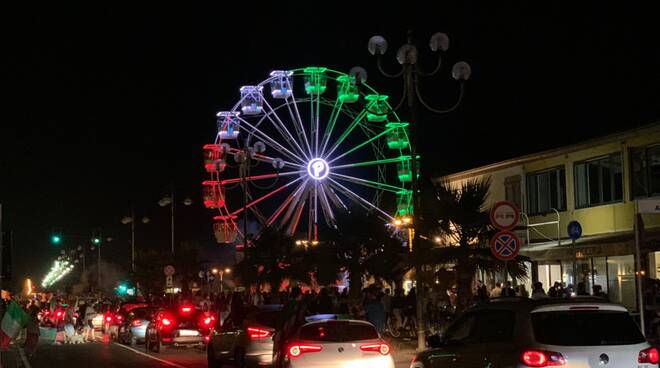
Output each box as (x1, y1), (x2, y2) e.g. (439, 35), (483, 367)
(121, 210), (150, 273)
(211, 267), (231, 293)
(364, 30), (471, 351)
(159, 186), (193, 255)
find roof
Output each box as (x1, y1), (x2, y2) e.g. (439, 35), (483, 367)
(440, 122), (660, 181)
(469, 296), (622, 313)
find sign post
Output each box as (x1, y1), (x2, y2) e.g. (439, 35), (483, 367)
(490, 201), (521, 282)
(164, 265), (175, 292)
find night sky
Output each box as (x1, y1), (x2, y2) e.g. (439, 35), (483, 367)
(2, 2), (660, 288)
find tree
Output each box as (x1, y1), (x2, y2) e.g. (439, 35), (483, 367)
(420, 177), (528, 312)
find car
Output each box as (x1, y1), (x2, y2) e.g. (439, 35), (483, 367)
(117, 307), (154, 346)
(104, 301), (149, 338)
(145, 305), (214, 352)
(208, 304), (282, 368)
(280, 317), (395, 368)
(410, 297), (659, 368)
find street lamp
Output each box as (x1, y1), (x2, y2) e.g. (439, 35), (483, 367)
(121, 210), (149, 272)
(159, 185), (193, 255)
(364, 30), (470, 351)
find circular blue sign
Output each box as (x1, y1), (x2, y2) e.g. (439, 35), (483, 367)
(568, 221), (582, 241)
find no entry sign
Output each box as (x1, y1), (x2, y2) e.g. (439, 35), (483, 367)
(490, 230), (521, 261)
(490, 201), (520, 230)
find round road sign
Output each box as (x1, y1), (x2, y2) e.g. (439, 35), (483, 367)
(163, 265), (175, 276)
(490, 230), (521, 261)
(489, 201), (520, 230)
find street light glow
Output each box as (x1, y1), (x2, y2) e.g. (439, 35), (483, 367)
(224, 268), (231, 274)
(212, 268), (218, 274)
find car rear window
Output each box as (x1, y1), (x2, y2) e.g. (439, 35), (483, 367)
(299, 321), (378, 342)
(255, 311), (280, 328)
(130, 308), (152, 320)
(531, 310), (645, 346)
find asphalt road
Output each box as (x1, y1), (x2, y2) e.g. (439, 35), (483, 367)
(0, 329), (413, 368)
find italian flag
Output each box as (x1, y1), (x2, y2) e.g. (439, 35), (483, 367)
(0, 301), (30, 350)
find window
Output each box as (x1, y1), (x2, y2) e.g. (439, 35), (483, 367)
(531, 310), (644, 346)
(298, 321), (379, 342)
(526, 167), (566, 215)
(444, 310), (515, 344)
(574, 153), (623, 207)
(505, 175), (522, 208)
(631, 145), (660, 198)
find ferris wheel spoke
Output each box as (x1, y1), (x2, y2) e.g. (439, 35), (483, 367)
(327, 178), (395, 221)
(229, 177), (303, 217)
(319, 98), (343, 157)
(266, 178), (308, 227)
(322, 110), (368, 159)
(308, 183), (319, 241)
(286, 93), (313, 157)
(238, 118), (306, 164)
(280, 179), (310, 230)
(226, 148), (301, 169)
(262, 99), (310, 161)
(331, 156), (410, 170)
(329, 172), (406, 193)
(285, 192), (307, 237)
(220, 170), (304, 185)
(328, 124), (397, 165)
(318, 183), (337, 227)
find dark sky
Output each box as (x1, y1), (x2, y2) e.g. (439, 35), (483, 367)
(2, 2), (660, 287)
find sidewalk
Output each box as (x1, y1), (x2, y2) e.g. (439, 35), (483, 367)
(383, 337), (416, 366)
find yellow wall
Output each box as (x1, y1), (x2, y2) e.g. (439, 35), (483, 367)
(445, 126), (660, 242)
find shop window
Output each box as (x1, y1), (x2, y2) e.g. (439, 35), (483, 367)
(574, 153), (623, 208)
(607, 255), (636, 311)
(631, 145), (660, 198)
(526, 167), (566, 215)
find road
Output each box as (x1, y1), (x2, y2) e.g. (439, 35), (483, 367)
(0, 329), (414, 368)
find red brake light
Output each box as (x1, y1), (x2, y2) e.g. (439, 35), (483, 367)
(639, 347), (660, 364)
(521, 349), (565, 367)
(105, 316), (112, 322)
(161, 318), (172, 327)
(360, 343), (391, 355)
(56, 311), (63, 318)
(131, 320), (142, 327)
(287, 344), (322, 358)
(180, 306), (193, 314)
(202, 317), (213, 326)
(247, 327), (272, 339)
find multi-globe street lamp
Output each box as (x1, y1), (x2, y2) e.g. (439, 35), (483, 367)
(363, 30), (471, 350)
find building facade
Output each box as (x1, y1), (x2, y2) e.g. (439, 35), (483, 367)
(438, 123), (660, 312)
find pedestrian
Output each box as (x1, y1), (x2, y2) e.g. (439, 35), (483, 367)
(577, 282), (588, 296)
(273, 287), (307, 368)
(489, 282), (503, 298)
(381, 289), (392, 321)
(531, 282), (549, 300)
(593, 284), (608, 300)
(516, 284), (530, 298)
(363, 290), (386, 334)
(316, 288), (334, 314)
(84, 301), (97, 342)
(24, 305), (40, 358)
(501, 281), (516, 297)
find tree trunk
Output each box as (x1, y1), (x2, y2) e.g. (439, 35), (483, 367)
(455, 249), (475, 314)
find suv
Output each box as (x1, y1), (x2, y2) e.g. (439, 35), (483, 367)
(411, 297), (658, 368)
(145, 305), (212, 352)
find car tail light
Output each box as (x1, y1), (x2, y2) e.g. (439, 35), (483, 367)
(520, 349), (565, 367)
(56, 311), (63, 318)
(360, 343), (391, 355)
(204, 335), (210, 343)
(116, 315), (123, 322)
(639, 347), (660, 364)
(132, 320), (142, 327)
(287, 344), (322, 358)
(180, 306), (193, 314)
(105, 316), (112, 322)
(161, 318), (173, 327)
(201, 317), (214, 327)
(247, 327), (272, 339)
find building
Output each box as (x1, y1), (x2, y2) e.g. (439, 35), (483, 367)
(438, 123), (660, 312)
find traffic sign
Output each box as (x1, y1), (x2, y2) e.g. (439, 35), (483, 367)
(165, 275), (173, 287)
(567, 221), (582, 241)
(490, 201), (520, 230)
(490, 230), (521, 261)
(163, 265), (175, 276)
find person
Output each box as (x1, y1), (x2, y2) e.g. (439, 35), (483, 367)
(577, 282), (588, 296)
(24, 305), (40, 358)
(381, 289), (392, 321)
(84, 301), (97, 342)
(475, 280), (489, 301)
(363, 290), (386, 334)
(501, 281), (516, 297)
(391, 288), (405, 329)
(531, 282), (549, 300)
(516, 284), (530, 298)
(316, 288), (334, 314)
(489, 282), (503, 298)
(593, 284), (608, 300)
(273, 287), (307, 368)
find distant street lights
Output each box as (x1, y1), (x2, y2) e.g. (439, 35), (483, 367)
(121, 210), (150, 272)
(210, 267), (231, 293)
(363, 30), (470, 351)
(159, 185), (193, 255)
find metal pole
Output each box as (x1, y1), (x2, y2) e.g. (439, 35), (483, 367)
(97, 241), (101, 289)
(243, 147), (249, 253)
(171, 185), (175, 255)
(220, 271), (224, 293)
(634, 200), (645, 335)
(131, 208), (135, 272)
(0, 203), (3, 291)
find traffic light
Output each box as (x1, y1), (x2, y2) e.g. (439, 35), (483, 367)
(91, 229), (102, 245)
(92, 237), (101, 245)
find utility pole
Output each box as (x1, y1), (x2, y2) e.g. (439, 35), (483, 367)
(365, 30), (470, 351)
(170, 185), (175, 255)
(0, 203), (3, 291)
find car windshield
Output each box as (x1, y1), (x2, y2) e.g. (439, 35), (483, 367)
(299, 321), (378, 342)
(531, 310), (645, 346)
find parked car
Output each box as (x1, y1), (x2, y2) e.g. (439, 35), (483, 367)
(282, 317), (394, 368)
(208, 304), (282, 368)
(118, 307), (154, 346)
(145, 305), (213, 352)
(411, 297), (658, 368)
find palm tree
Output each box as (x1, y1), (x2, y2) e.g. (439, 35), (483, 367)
(420, 177), (527, 312)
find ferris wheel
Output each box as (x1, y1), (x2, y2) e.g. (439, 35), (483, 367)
(203, 67), (414, 243)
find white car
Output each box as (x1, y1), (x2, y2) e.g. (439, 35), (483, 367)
(411, 297), (658, 368)
(284, 318), (394, 368)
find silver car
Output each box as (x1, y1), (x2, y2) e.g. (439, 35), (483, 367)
(411, 297), (658, 368)
(118, 307), (153, 345)
(208, 304), (282, 368)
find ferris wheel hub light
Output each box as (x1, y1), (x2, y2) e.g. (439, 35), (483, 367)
(307, 158), (330, 180)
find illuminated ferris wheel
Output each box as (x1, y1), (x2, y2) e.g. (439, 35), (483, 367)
(202, 67), (414, 243)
